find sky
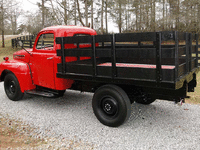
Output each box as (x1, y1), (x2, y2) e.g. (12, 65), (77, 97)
(21, 0), (40, 12)
(20, 0), (118, 33)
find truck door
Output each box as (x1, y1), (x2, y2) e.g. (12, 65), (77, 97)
(30, 32), (56, 89)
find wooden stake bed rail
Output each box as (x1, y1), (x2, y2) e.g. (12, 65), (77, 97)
(56, 31), (199, 90)
(98, 63), (175, 69)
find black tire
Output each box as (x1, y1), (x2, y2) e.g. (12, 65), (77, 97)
(4, 73), (24, 101)
(92, 84), (131, 127)
(135, 92), (155, 105)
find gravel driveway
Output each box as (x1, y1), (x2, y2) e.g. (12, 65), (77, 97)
(0, 82), (200, 149)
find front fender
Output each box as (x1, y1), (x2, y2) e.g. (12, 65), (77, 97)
(0, 60), (36, 92)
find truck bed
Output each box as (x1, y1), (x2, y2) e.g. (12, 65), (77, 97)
(56, 31), (199, 90)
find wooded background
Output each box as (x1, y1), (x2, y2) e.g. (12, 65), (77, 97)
(1, 0), (200, 45)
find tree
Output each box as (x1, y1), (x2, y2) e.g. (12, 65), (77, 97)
(0, 0), (20, 47)
(105, 0), (108, 33)
(91, 0), (94, 28)
(101, 0), (104, 33)
(77, 0), (86, 26)
(0, 0), (5, 47)
(85, 0), (88, 26)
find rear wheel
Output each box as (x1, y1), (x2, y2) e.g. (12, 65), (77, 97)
(92, 84), (131, 127)
(4, 73), (24, 101)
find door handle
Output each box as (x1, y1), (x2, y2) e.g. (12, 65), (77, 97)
(47, 57), (53, 60)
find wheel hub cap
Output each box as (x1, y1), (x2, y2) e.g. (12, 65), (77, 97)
(9, 81), (15, 94)
(102, 97), (118, 116)
(104, 103), (112, 111)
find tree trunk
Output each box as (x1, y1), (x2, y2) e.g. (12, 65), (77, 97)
(42, 0), (44, 28)
(151, 0), (156, 31)
(10, 2), (14, 35)
(146, 1), (149, 31)
(136, 1), (138, 31)
(63, 0), (68, 25)
(176, 0), (179, 31)
(105, 0), (108, 33)
(74, 0), (77, 25)
(139, 0), (142, 31)
(64, 0), (67, 25)
(14, 13), (17, 34)
(119, 2), (122, 33)
(127, 0), (130, 31)
(85, 0), (88, 27)
(166, 2), (168, 30)
(101, 0), (104, 34)
(198, 2), (200, 34)
(91, 0), (93, 28)
(125, 1), (128, 31)
(49, 0), (61, 25)
(1, 2), (5, 47)
(77, 0), (85, 26)
(163, 0), (165, 30)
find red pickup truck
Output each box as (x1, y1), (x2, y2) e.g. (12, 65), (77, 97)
(0, 26), (199, 127)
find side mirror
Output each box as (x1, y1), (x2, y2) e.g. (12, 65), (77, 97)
(18, 41), (23, 47)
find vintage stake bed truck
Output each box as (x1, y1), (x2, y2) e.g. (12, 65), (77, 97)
(0, 26), (199, 127)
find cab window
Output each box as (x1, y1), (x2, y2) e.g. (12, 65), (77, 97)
(36, 33), (54, 49)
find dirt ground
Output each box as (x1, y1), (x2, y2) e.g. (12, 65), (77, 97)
(0, 115), (48, 149)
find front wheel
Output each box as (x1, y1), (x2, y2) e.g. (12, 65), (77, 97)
(92, 84), (131, 127)
(4, 73), (24, 101)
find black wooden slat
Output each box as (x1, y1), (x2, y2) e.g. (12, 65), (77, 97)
(111, 34), (117, 78)
(117, 67), (156, 80)
(192, 34), (196, 40)
(178, 63), (186, 77)
(65, 64), (93, 75)
(195, 34), (199, 67)
(174, 31), (179, 81)
(57, 48), (111, 57)
(95, 35), (112, 42)
(191, 45), (196, 53)
(178, 32), (186, 41)
(91, 36), (97, 77)
(178, 46), (186, 57)
(116, 48), (156, 58)
(185, 33), (190, 72)
(155, 32), (162, 84)
(115, 32), (157, 42)
(63, 36), (93, 44)
(191, 59), (196, 70)
(162, 48), (175, 58)
(189, 33), (192, 71)
(61, 37), (65, 73)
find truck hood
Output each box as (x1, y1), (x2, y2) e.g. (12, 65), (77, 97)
(13, 48), (33, 63)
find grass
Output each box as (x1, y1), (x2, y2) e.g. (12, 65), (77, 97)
(0, 38), (21, 62)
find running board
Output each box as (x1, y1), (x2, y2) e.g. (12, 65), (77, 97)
(26, 90), (54, 97)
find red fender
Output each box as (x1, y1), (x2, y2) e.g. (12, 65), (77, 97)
(0, 60), (36, 92)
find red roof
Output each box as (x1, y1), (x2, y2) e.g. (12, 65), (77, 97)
(40, 25), (97, 37)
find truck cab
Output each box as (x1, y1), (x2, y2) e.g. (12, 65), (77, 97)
(0, 26), (97, 100)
